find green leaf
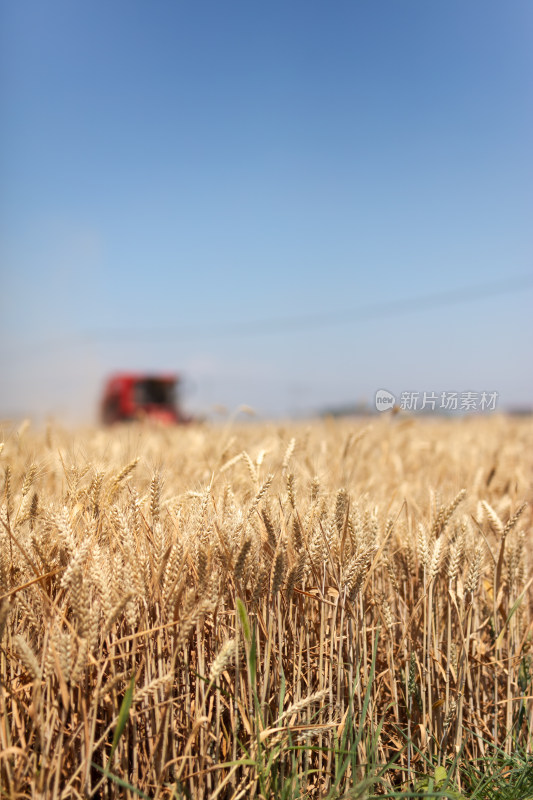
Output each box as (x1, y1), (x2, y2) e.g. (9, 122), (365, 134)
(107, 672), (135, 771)
(91, 760), (150, 799)
(278, 666), (286, 721)
(434, 765), (448, 787)
(236, 597), (251, 644)
(249, 623), (257, 684)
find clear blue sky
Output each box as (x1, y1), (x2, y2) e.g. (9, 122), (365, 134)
(1, 0), (532, 420)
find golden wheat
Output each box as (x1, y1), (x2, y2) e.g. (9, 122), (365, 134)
(0, 414), (531, 798)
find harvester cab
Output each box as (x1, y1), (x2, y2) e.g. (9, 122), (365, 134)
(101, 373), (188, 425)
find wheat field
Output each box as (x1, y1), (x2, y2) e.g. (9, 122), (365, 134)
(0, 414), (531, 798)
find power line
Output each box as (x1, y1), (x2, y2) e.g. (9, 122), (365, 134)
(80, 272), (533, 342)
(3, 273), (533, 356)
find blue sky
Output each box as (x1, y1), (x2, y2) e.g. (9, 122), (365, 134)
(1, 0), (532, 420)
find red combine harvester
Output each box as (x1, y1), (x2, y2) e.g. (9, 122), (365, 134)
(101, 373), (189, 425)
